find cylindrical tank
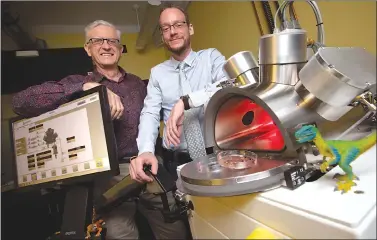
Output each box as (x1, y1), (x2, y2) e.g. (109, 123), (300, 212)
(298, 47), (376, 121)
(259, 29), (307, 85)
(223, 51), (259, 88)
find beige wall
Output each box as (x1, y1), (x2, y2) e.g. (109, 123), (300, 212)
(3, 1), (376, 159)
(188, 1), (376, 58)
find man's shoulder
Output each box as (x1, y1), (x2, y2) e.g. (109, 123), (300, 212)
(61, 74), (88, 82)
(196, 48), (223, 57)
(65, 73), (88, 78)
(125, 72), (147, 89)
(126, 72), (143, 81)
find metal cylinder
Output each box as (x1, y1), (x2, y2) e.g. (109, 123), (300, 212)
(259, 29), (307, 65)
(299, 47), (376, 107)
(295, 81), (353, 121)
(259, 64), (299, 85)
(223, 51), (259, 88)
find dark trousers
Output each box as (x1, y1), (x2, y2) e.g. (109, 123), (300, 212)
(95, 151), (193, 239)
(160, 148), (193, 180)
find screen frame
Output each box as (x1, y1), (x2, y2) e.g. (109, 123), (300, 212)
(8, 85), (119, 193)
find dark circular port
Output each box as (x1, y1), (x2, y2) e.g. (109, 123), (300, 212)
(242, 111), (254, 125)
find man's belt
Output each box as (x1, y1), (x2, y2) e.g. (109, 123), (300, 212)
(162, 148), (191, 163)
(162, 147), (213, 163)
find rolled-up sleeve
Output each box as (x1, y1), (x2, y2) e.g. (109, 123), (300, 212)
(136, 70), (163, 155)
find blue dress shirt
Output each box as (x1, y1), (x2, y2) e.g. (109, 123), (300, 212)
(137, 48), (228, 154)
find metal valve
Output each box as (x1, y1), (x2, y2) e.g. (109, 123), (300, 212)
(352, 91), (376, 112)
(174, 189), (187, 202)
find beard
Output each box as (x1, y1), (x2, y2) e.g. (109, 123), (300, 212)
(166, 38), (190, 55)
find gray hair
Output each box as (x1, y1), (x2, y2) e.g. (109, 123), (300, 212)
(84, 20), (121, 42)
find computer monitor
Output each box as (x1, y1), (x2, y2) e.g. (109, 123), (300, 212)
(9, 85), (119, 192)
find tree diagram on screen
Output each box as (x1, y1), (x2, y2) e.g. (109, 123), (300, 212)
(43, 128), (59, 158)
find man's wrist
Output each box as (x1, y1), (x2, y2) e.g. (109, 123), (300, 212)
(83, 82), (101, 91)
(138, 151), (153, 156)
(82, 82), (92, 91)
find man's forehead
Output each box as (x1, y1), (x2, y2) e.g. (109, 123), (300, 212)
(160, 9), (186, 25)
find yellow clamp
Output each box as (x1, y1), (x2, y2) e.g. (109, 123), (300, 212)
(246, 227), (277, 239)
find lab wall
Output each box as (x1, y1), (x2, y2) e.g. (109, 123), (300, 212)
(187, 1), (376, 58)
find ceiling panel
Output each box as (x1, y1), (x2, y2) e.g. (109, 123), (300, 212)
(8, 1), (147, 30)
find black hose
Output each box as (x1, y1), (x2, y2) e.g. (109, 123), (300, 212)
(261, 2), (275, 34)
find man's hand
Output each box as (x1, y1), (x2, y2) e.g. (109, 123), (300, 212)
(129, 152), (158, 183)
(166, 99), (185, 147)
(83, 82), (124, 120)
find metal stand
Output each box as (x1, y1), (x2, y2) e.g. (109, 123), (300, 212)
(59, 183), (93, 239)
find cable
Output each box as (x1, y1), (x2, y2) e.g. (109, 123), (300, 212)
(289, 2), (298, 20)
(261, 1), (275, 34)
(307, 1), (325, 45)
(274, 1), (284, 26)
(281, 1), (291, 22)
(251, 1), (264, 36)
(274, 1), (289, 32)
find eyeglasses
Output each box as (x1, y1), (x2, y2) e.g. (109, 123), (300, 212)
(160, 21), (187, 33)
(87, 38), (120, 46)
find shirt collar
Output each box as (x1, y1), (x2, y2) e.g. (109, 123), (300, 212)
(89, 66), (127, 83)
(170, 49), (197, 70)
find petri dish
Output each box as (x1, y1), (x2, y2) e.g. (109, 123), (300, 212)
(217, 150), (258, 170)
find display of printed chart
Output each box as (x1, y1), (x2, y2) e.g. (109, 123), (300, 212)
(12, 92), (111, 187)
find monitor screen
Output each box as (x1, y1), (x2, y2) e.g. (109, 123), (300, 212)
(10, 87), (118, 190)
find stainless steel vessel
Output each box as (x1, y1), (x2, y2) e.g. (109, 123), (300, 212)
(178, 1), (376, 197)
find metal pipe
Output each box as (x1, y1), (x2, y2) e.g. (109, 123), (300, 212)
(279, 1), (325, 45)
(307, 1), (325, 45)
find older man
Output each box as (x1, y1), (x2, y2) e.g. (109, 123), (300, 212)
(11, 20), (175, 239)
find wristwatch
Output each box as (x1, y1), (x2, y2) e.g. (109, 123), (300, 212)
(180, 95), (190, 110)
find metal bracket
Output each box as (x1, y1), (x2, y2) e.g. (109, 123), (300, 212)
(143, 165), (194, 223)
(158, 189), (194, 223)
(216, 79), (236, 89)
(352, 91), (376, 112)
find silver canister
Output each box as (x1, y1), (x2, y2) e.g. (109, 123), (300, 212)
(299, 47), (376, 107)
(223, 51), (259, 88)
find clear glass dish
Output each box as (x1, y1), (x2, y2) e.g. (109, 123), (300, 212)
(216, 150), (258, 170)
